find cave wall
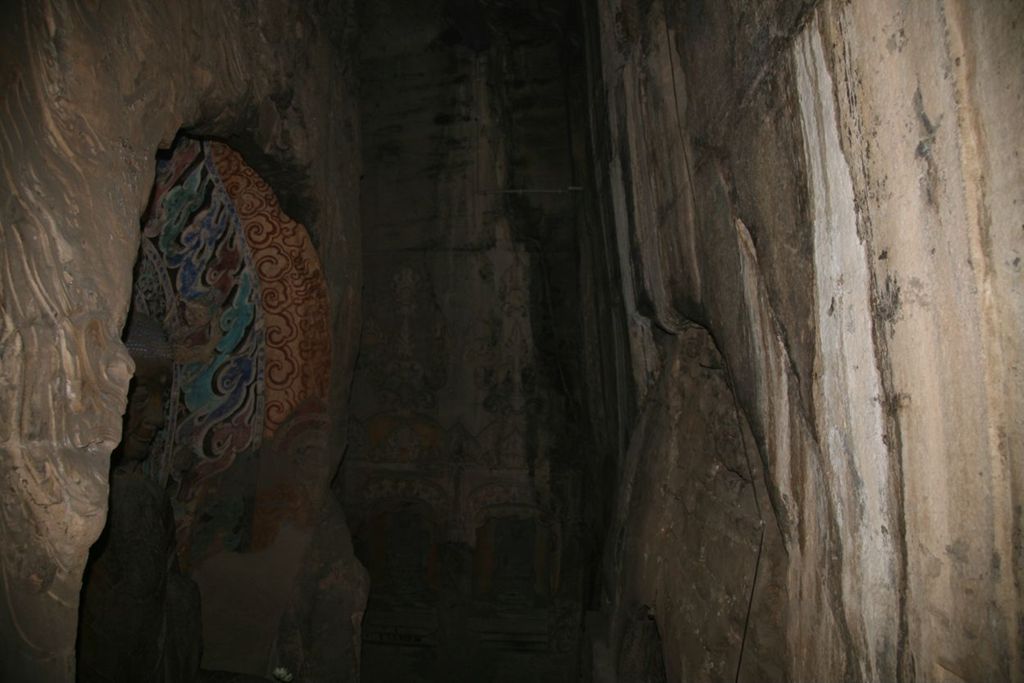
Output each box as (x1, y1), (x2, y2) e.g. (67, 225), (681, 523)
(344, 1), (587, 680)
(0, 1), (366, 680)
(588, 326), (787, 682)
(581, 0), (1022, 681)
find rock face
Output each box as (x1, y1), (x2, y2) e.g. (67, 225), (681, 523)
(577, 0), (1023, 681)
(275, 497), (368, 681)
(590, 328), (787, 681)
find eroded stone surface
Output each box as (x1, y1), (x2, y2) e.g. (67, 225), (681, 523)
(579, 0), (1022, 680)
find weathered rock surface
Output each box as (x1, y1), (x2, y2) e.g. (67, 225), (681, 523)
(579, 0), (1022, 680)
(591, 328), (786, 682)
(276, 497), (369, 681)
(192, 493), (369, 680)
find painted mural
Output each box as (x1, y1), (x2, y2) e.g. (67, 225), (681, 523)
(134, 138), (330, 565)
(209, 143), (331, 440)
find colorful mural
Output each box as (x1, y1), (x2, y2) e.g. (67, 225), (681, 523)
(136, 139), (264, 504)
(134, 138), (330, 565)
(209, 144), (331, 440)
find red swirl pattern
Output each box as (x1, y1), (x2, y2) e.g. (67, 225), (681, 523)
(209, 143), (331, 437)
